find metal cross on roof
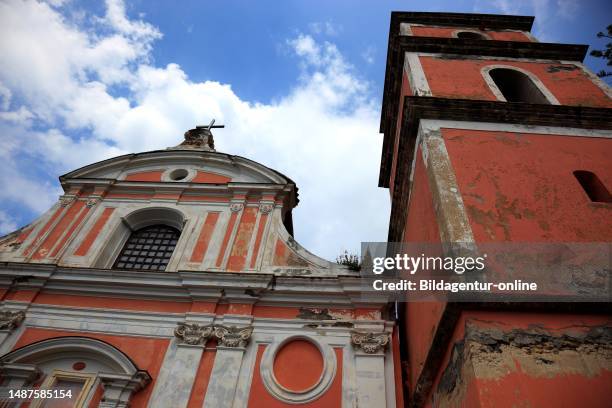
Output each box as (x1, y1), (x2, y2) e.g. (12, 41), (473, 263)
(196, 119), (225, 131)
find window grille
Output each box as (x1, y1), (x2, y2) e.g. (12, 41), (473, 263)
(113, 224), (180, 271)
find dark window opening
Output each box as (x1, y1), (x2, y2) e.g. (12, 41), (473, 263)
(489, 68), (551, 104)
(170, 168), (188, 181)
(457, 31), (486, 40)
(113, 224), (180, 271)
(573, 171), (612, 203)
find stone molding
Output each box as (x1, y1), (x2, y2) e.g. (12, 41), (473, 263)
(259, 334), (337, 404)
(0, 310), (25, 331)
(174, 323), (253, 348)
(98, 371), (151, 408)
(0, 362), (41, 384)
(350, 331), (390, 354)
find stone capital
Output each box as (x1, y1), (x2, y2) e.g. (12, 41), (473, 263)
(174, 322), (213, 346)
(259, 204), (273, 214)
(230, 203), (244, 212)
(350, 331), (390, 354)
(58, 196), (75, 207)
(213, 325), (253, 348)
(0, 310), (25, 332)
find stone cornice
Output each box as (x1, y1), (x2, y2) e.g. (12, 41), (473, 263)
(21, 303), (388, 339)
(390, 11), (535, 31)
(0, 263), (387, 306)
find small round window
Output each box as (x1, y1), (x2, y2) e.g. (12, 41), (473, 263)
(456, 31), (487, 40)
(169, 169), (189, 181)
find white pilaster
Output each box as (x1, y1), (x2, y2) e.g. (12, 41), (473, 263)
(147, 340), (204, 408)
(355, 352), (387, 408)
(202, 346), (247, 408)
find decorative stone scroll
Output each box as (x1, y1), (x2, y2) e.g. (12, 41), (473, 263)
(0, 310), (25, 331)
(174, 323), (254, 348)
(230, 203), (244, 212)
(213, 325), (253, 348)
(286, 236), (298, 250)
(259, 204), (273, 214)
(85, 198), (99, 208)
(350, 331), (390, 354)
(174, 323), (213, 346)
(58, 196), (75, 207)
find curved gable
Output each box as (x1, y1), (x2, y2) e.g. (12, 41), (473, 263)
(60, 149), (292, 186)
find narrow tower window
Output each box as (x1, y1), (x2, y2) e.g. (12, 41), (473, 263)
(573, 171), (612, 203)
(113, 224), (180, 271)
(488, 68), (551, 104)
(456, 31), (487, 40)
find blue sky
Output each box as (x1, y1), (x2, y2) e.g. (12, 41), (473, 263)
(0, 0), (610, 259)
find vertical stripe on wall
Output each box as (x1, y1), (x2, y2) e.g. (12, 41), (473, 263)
(32, 200), (86, 260)
(226, 207), (258, 271)
(74, 207), (116, 256)
(249, 213), (269, 269)
(215, 211), (239, 267)
(190, 212), (220, 263)
(49, 204), (92, 258)
(23, 206), (65, 257)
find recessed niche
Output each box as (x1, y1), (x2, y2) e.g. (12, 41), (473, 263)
(273, 339), (324, 392)
(260, 335), (336, 404)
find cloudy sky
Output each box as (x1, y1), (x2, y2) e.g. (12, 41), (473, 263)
(0, 0), (609, 260)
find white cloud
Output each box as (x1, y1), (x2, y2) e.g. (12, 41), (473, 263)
(309, 21), (342, 36)
(556, 0), (578, 19)
(0, 211), (18, 236)
(102, 0), (161, 42)
(361, 46), (376, 64)
(0, 0), (389, 260)
(476, 0), (579, 41)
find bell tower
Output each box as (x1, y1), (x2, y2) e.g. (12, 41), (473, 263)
(379, 11), (612, 408)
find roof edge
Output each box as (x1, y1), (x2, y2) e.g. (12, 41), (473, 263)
(390, 11), (535, 31)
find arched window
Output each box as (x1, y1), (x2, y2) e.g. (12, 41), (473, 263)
(487, 67), (552, 104)
(93, 207), (185, 270)
(0, 337), (151, 407)
(456, 31), (487, 40)
(113, 224), (180, 271)
(574, 171), (612, 203)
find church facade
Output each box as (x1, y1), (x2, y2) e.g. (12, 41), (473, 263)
(0, 10), (611, 408)
(0, 124), (398, 407)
